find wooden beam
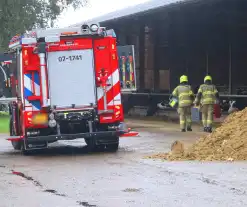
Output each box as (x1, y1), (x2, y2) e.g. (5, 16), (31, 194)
(153, 21), (160, 91)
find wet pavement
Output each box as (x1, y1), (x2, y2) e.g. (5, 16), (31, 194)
(0, 120), (247, 207)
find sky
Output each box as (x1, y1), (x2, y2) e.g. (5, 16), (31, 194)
(56, 0), (150, 28)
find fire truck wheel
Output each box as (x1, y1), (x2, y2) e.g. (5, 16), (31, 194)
(10, 117), (22, 150)
(85, 138), (97, 151)
(84, 138), (90, 146)
(106, 136), (119, 152)
(22, 150), (32, 156)
(106, 142), (119, 152)
(21, 144), (32, 156)
(11, 141), (22, 150)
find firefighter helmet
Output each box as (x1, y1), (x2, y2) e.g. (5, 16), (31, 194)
(180, 75), (188, 83)
(204, 75), (212, 83)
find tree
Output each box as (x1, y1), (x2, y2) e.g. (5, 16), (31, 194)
(0, 0), (87, 51)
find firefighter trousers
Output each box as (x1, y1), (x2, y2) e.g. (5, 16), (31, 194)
(201, 104), (214, 128)
(177, 106), (192, 130)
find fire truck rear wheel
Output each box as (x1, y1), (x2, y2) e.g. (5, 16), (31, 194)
(84, 138), (90, 146)
(106, 142), (119, 152)
(85, 138), (97, 151)
(21, 144), (32, 156)
(22, 150), (32, 156)
(85, 135), (119, 152)
(10, 116), (22, 150)
(105, 135), (119, 152)
(11, 141), (22, 150)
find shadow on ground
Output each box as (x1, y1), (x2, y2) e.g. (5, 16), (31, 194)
(2, 143), (136, 158)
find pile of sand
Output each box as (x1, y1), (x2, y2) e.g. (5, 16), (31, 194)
(147, 108), (247, 161)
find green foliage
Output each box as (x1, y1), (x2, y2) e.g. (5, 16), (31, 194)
(0, 0), (87, 51)
(0, 112), (9, 133)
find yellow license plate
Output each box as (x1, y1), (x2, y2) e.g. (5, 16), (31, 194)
(32, 114), (48, 125)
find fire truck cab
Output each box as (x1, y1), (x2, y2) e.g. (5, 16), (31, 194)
(8, 24), (127, 154)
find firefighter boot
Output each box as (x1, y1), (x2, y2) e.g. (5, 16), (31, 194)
(207, 127), (212, 133)
(187, 127), (192, 132)
(181, 129), (186, 132)
(203, 127), (207, 132)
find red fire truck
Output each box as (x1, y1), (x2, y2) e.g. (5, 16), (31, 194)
(7, 24), (130, 154)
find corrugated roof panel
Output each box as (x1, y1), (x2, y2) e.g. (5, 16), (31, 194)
(72, 0), (190, 26)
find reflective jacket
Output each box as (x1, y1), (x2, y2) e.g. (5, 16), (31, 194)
(195, 84), (218, 105)
(172, 84), (194, 107)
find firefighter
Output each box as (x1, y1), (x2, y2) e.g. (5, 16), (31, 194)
(172, 75), (194, 132)
(194, 75), (219, 133)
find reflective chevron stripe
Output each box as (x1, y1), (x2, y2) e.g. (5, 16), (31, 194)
(24, 73), (41, 111)
(97, 68), (121, 107)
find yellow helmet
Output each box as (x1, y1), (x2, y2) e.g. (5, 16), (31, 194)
(180, 75), (188, 83)
(204, 75), (212, 83)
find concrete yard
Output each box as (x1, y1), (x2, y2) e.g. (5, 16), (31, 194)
(0, 119), (247, 207)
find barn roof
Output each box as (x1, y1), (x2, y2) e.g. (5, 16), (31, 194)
(71, 0), (201, 26)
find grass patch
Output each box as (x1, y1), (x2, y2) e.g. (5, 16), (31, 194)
(0, 112), (9, 133)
